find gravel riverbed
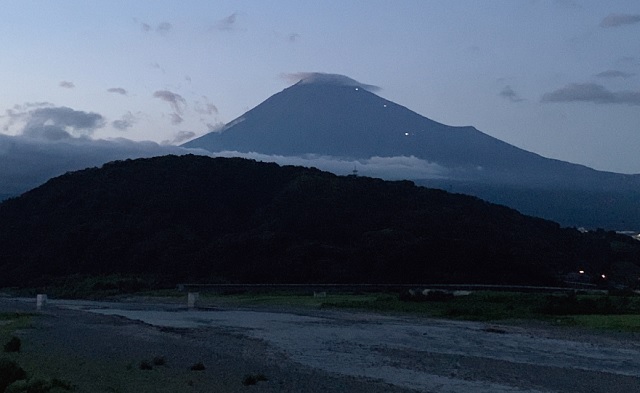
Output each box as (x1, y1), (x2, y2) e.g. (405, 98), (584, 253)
(2, 297), (639, 392)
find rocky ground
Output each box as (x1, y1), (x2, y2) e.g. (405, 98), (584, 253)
(2, 297), (639, 393)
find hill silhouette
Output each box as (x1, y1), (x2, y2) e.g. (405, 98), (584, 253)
(0, 155), (638, 288)
(184, 74), (640, 230)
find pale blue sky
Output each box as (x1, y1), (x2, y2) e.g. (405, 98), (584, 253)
(1, 1), (639, 173)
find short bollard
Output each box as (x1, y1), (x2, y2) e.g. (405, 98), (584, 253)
(187, 292), (199, 309)
(36, 294), (48, 310)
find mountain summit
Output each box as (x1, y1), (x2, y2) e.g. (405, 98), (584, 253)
(184, 73), (640, 229)
(185, 73), (546, 180)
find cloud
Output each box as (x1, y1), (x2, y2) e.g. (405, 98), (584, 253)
(169, 113), (183, 125)
(499, 85), (524, 102)
(206, 122), (225, 133)
(0, 136), (448, 199)
(153, 90), (186, 114)
(1, 102), (52, 131)
(194, 97), (218, 115)
(107, 87), (128, 95)
(541, 83), (640, 105)
(0, 134), (192, 196)
(20, 107), (105, 140)
(156, 21), (172, 33)
(150, 62), (166, 73)
(288, 33), (300, 42)
(139, 21), (172, 34)
(600, 13), (640, 28)
(2, 104), (104, 141)
(112, 112), (137, 130)
(280, 72), (382, 92)
(165, 131), (196, 145)
(206, 151), (448, 181)
(212, 12), (238, 31)
(59, 81), (75, 89)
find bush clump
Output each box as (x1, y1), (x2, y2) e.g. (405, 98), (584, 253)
(242, 373), (268, 386)
(4, 337), (21, 352)
(152, 356), (166, 366)
(139, 361), (153, 370)
(0, 359), (27, 392)
(190, 362), (205, 371)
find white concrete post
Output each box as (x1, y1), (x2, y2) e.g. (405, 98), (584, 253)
(187, 292), (199, 309)
(36, 294), (47, 310)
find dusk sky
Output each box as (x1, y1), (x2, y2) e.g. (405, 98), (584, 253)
(2, 1), (640, 175)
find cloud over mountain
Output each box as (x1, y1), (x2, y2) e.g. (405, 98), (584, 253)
(280, 72), (381, 92)
(541, 83), (640, 105)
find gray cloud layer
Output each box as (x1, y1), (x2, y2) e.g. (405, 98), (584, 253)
(209, 151), (447, 181)
(0, 134), (189, 195)
(21, 107), (105, 140)
(600, 13), (640, 28)
(541, 83), (640, 105)
(0, 140), (447, 199)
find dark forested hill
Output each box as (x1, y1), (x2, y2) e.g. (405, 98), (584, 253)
(0, 155), (638, 287)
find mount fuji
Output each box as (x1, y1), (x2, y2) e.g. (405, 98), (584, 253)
(184, 73), (640, 230)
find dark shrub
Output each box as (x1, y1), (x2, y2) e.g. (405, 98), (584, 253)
(242, 374), (268, 386)
(4, 337), (21, 352)
(0, 359), (27, 391)
(152, 356), (166, 366)
(139, 361), (152, 370)
(190, 362), (205, 371)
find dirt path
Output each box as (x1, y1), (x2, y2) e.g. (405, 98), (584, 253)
(3, 297), (640, 392)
